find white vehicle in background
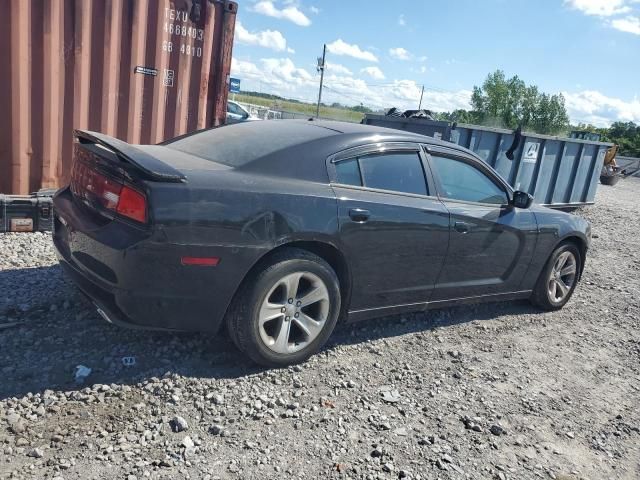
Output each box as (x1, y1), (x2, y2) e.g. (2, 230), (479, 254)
(226, 100), (261, 124)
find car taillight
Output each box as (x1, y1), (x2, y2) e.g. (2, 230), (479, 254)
(116, 186), (147, 223)
(87, 171), (122, 210)
(71, 161), (147, 224)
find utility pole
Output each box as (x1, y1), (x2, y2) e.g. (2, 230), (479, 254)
(316, 44), (326, 118)
(418, 85), (424, 110)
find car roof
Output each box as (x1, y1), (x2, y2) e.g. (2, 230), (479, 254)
(166, 120), (341, 168)
(165, 119), (474, 181)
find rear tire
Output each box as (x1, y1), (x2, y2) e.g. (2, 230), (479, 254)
(530, 243), (581, 311)
(226, 248), (341, 367)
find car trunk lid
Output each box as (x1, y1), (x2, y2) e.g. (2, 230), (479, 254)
(71, 130), (189, 226)
(74, 130), (187, 183)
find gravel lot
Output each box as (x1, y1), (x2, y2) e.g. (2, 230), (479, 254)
(1, 179), (639, 480)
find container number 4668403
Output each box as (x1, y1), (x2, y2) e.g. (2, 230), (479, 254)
(164, 22), (204, 41)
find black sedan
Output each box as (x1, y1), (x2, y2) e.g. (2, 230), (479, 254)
(52, 120), (591, 366)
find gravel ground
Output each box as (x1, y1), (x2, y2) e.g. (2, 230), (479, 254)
(1, 179), (639, 480)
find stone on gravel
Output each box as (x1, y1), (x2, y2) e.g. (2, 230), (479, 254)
(381, 390), (401, 403)
(27, 447), (44, 458)
(170, 416), (189, 432)
(182, 436), (195, 449)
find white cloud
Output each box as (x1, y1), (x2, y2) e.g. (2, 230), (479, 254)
(398, 14), (406, 26)
(563, 90), (640, 126)
(310, 5), (320, 14)
(231, 57), (264, 80)
(326, 39), (378, 62)
(564, 0), (631, 16)
(230, 57), (472, 113)
(389, 47), (411, 60)
(325, 62), (353, 76)
(234, 58), (639, 127)
(259, 58), (315, 90)
(251, 1), (311, 26)
(416, 87), (473, 112)
(387, 80), (423, 102)
(235, 21), (288, 51)
(361, 66), (385, 80)
(566, 1), (640, 35)
(232, 57), (315, 93)
(611, 15), (640, 34)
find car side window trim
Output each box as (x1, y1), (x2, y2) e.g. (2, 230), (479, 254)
(326, 142), (438, 199)
(328, 182), (439, 201)
(329, 142), (420, 164)
(425, 148), (512, 207)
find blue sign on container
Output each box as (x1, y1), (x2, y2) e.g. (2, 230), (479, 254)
(229, 77), (240, 93)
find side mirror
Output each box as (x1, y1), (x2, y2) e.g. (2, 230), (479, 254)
(512, 190), (534, 209)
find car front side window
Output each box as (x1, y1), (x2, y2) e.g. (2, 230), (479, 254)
(430, 155), (508, 205)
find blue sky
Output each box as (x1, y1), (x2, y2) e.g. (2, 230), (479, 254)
(231, 0), (640, 126)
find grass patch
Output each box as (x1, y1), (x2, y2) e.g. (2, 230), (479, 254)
(231, 93), (365, 123)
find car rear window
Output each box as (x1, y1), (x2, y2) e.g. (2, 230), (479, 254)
(164, 121), (337, 167)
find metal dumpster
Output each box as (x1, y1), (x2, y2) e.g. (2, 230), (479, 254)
(362, 115), (452, 141)
(0, 0), (237, 195)
(616, 156), (640, 178)
(362, 114), (612, 208)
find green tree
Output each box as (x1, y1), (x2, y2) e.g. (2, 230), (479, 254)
(606, 121), (640, 157)
(570, 121), (640, 157)
(350, 103), (373, 114)
(435, 109), (480, 124)
(470, 70), (569, 134)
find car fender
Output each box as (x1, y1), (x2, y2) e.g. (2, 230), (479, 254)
(521, 209), (590, 290)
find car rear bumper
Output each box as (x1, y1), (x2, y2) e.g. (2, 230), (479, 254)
(52, 187), (252, 333)
(57, 255), (177, 331)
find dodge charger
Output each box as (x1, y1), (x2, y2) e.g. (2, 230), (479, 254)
(52, 120), (591, 366)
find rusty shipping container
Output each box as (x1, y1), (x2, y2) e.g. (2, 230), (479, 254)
(0, 0), (237, 195)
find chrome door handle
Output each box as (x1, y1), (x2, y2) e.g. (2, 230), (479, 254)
(454, 221), (470, 233)
(349, 208), (370, 222)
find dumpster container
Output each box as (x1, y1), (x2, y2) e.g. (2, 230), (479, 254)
(0, 0), (237, 195)
(361, 114), (452, 141)
(616, 156), (640, 178)
(362, 114), (612, 208)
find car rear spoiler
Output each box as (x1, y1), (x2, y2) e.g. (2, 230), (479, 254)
(74, 130), (186, 183)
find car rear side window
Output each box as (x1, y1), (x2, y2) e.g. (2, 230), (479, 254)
(334, 152), (428, 196)
(430, 155), (508, 205)
(335, 158), (362, 186)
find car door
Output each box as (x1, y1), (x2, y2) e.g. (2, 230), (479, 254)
(426, 147), (538, 301)
(328, 143), (450, 316)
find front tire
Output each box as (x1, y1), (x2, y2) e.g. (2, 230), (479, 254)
(226, 248), (341, 367)
(530, 243), (581, 311)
